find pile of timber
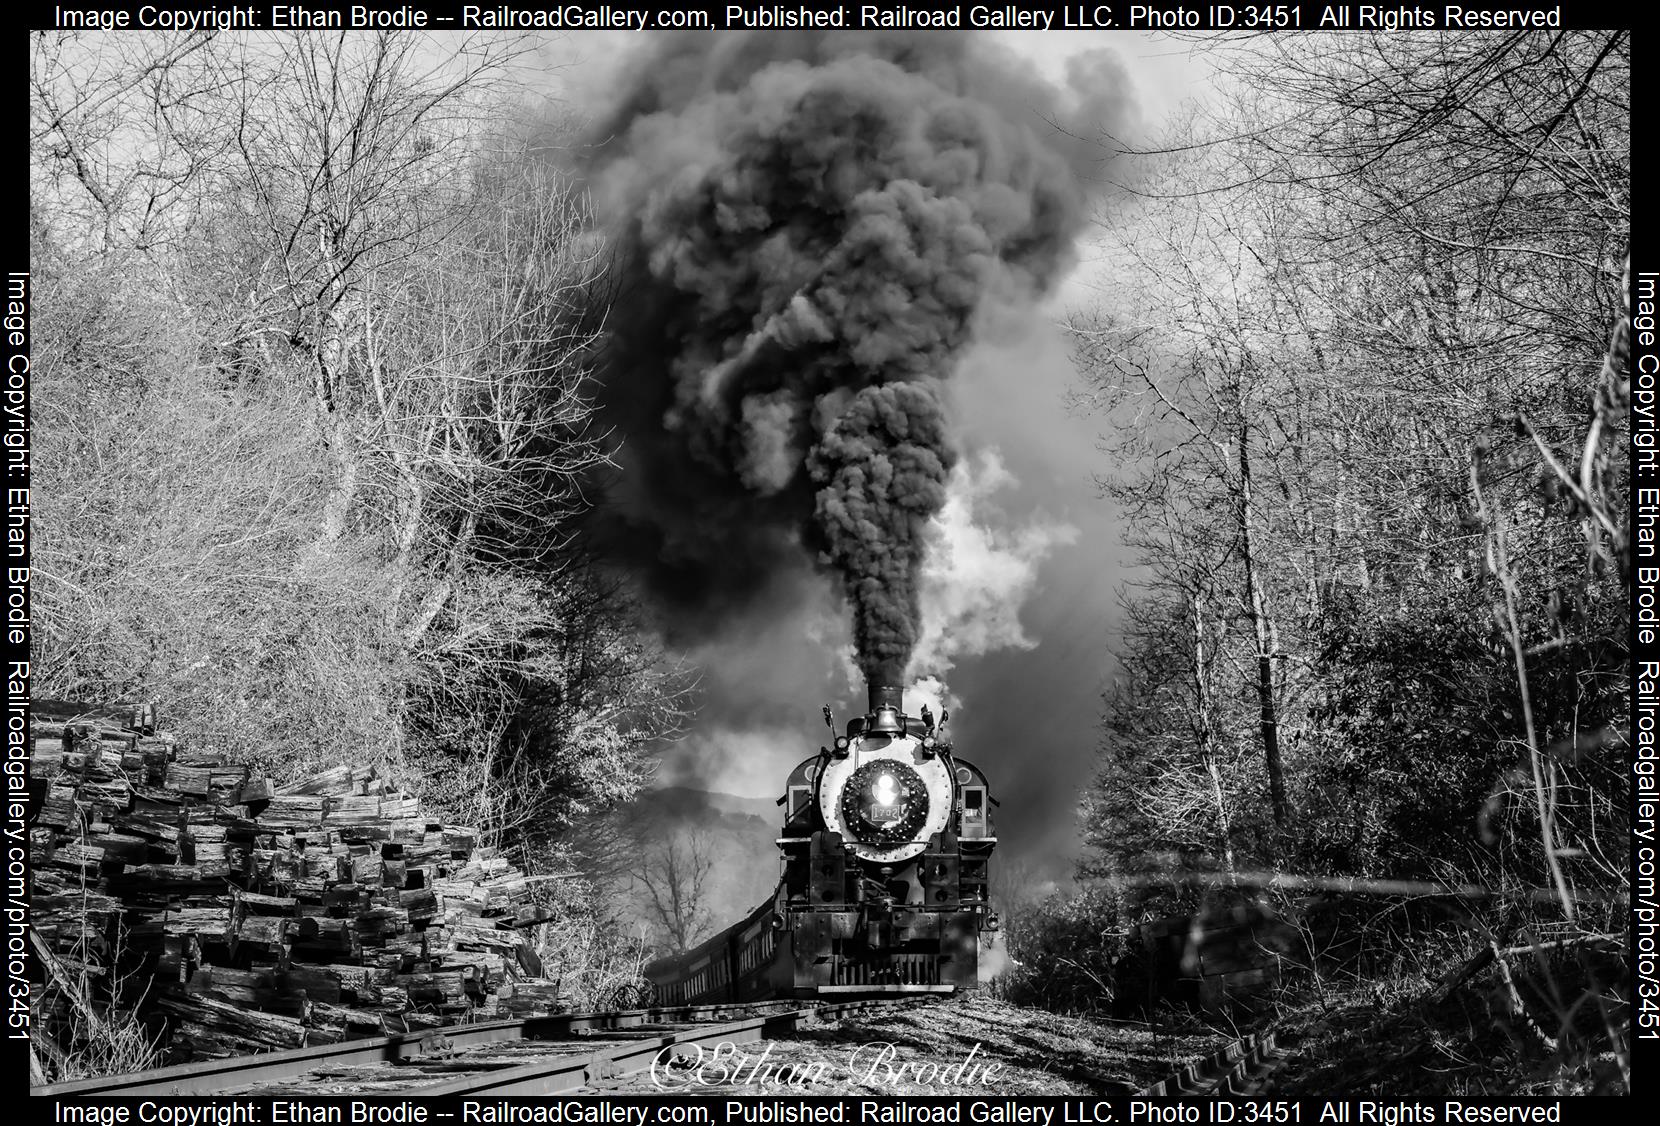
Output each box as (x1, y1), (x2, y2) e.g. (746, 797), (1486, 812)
(28, 699), (574, 1065)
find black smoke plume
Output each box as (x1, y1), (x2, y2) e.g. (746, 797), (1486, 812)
(584, 32), (1119, 681)
(810, 381), (953, 683)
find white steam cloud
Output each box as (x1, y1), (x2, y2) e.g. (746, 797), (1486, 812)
(904, 448), (1079, 713)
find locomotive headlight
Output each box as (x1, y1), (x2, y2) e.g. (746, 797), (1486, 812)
(873, 774), (898, 805)
(840, 760), (929, 845)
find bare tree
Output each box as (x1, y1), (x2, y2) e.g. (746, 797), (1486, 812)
(30, 31), (682, 844)
(1071, 185), (1305, 836)
(1076, 30), (1627, 909)
(634, 831), (716, 954)
(31, 31), (226, 255)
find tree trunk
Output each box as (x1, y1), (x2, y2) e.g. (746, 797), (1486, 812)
(311, 291), (360, 552)
(1237, 418), (1290, 828)
(317, 412), (358, 547)
(1191, 585), (1236, 874)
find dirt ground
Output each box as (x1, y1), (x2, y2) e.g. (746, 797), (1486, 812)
(631, 994), (1224, 1096)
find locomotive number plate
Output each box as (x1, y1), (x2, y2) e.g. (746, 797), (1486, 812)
(867, 804), (901, 822)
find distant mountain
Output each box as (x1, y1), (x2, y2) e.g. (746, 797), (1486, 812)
(628, 785), (780, 827)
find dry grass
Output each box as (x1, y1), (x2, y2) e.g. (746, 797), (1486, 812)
(1267, 931), (1628, 1097)
(532, 910), (654, 1012)
(38, 1010), (162, 1085)
(31, 924), (163, 1086)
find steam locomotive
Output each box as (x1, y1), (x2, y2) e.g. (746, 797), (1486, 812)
(645, 685), (998, 1004)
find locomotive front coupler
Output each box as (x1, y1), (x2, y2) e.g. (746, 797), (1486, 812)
(860, 897), (898, 949)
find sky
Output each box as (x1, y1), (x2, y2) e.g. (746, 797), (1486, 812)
(532, 29), (1219, 893)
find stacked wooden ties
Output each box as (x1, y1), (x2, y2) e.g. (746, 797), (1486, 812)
(28, 699), (573, 1063)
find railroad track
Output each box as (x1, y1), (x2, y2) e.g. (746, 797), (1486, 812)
(1137, 1027), (1288, 1097)
(37, 998), (929, 1098)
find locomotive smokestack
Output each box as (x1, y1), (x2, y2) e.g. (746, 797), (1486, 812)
(868, 684), (903, 714)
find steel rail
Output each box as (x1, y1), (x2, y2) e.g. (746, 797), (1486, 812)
(35, 998), (921, 1098)
(422, 997), (922, 1097)
(36, 1002), (781, 1098)
(1137, 1028), (1284, 1097)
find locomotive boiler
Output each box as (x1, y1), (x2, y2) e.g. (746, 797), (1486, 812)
(645, 684), (998, 1004)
